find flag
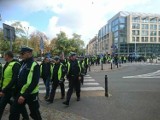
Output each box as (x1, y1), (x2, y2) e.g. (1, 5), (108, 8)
(40, 36), (44, 52)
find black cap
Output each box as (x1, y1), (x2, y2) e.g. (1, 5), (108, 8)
(53, 56), (60, 61)
(69, 52), (76, 56)
(20, 46), (33, 53)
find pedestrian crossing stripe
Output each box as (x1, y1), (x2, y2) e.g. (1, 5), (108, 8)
(39, 87), (104, 93)
(39, 78), (96, 84)
(39, 82), (100, 88)
(39, 74), (104, 93)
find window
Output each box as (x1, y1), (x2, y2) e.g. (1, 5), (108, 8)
(150, 31), (157, 36)
(114, 31), (118, 37)
(119, 17), (125, 23)
(119, 24), (125, 30)
(114, 37), (118, 44)
(142, 17), (149, 23)
(132, 36), (139, 42)
(150, 24), (157, 30)
(132, 30), (140, 35)
(150, 37), (156, 42)
(112, 19), (119, 26)
(141, 30), (148, 36)
(132, 23), (140, 29)
(142, 24), (148, 29)
(145, 37), (148, 42)
(132, 17), (140, 22)
(142, 37), (145, 42)
(150, 18), (157, 23)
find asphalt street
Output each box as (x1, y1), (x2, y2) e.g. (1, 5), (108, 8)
(47, 63), (160, 120)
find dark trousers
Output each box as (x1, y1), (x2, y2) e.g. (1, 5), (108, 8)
(66, 76), (81, 102)
(49, 81), (65, 101)
(43, 77), (51, 97)
(9, 93), (42, 120)
(84, 65), (88, 75)
(0, 91), (29, 120)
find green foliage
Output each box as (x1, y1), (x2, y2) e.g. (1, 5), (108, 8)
(0, 21), (85, 57)
(50, 31), (85, 56)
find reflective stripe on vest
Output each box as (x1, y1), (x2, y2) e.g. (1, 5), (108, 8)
(52, 63), (62, 80)
(20, 62), (39, 94)
(2, 61), (17, 89)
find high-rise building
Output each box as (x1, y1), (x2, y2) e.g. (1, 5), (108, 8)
(98, 11), (160, 56)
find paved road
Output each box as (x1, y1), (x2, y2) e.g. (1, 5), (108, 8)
(39, 74), (104, 94)
(2, 62), (160, 120)
(45, 63), (160, 120)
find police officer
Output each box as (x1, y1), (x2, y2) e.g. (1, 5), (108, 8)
(46, 56), (65, 103)
(63, 52), (81, 106)
(0, 62), (2, 91)
(9, 47), (42, 120)
(0, 51), (29, 120)
(40, 57), (53, 100)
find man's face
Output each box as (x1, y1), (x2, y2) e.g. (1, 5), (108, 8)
(70, 55), (76, 60)
(44, 58), (49, 63)
(20, 51), (31, 60)
(4, 54), (9, 61)
(54, 59), (60, 64)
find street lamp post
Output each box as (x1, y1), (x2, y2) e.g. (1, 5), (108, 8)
(24, 27), (29, 46)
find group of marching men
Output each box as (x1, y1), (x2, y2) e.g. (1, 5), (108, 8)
(0, 46), (90, 120)
(40, 53), (90, 104)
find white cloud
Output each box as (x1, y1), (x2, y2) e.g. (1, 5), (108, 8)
(3, 0), (160, 46)
(4, 20), (36, 35)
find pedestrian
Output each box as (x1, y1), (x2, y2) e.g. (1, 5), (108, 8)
(84, 57), (89, 75)
(9, 47), (42, 120)
(46, 56), (66, 103)
(63, 52), (81, 106)
(40, 56), (53, 100)
(0, 62), (2, 92)
(0, 51), (29, 120)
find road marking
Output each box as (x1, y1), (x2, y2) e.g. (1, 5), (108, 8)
(123, 70), (160, 78)
(39, 75), (104, 93)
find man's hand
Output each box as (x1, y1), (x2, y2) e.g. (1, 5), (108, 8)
(78, 76), (81, 80)
(18, 96), (25, 104)
(0, 92), (4, 97)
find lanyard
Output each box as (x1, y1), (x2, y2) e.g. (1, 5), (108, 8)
(19, 63), (27, 75)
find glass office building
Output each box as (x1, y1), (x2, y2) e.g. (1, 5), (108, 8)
(98, 11), (160, 56)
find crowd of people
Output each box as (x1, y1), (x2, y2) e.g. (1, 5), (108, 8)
(0, 47), (90, 120)
(0, 46), (148, 120)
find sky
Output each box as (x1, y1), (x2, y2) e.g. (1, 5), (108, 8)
(0, 0), (160, 46)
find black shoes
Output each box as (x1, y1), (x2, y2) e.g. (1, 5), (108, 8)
(46, 99), (53, 104)
(44, 96), (49, 100)
(61, 96), (65, 99)
(63, 101), (69, 106)
(77, 97), (80, 101)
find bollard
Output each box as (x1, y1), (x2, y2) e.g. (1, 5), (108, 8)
(101, 62), (103, 70)
(105, 75), (108, 97)
(111, 63), (112, 69)
(89, 65), (91, 71)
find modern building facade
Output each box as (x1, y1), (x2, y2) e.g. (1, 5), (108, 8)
(96, 11), (160, 56)
(86, 36), (98, 55)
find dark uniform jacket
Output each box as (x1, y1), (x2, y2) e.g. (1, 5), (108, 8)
(67, 59), (81, 77)
(17, 57), (40, 98)
(0, 59), (20, 94)
(40, 62), (52, 80)
(52, 63), (65, 82)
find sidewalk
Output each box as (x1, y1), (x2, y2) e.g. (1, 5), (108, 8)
(88, 63), (122, 72)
